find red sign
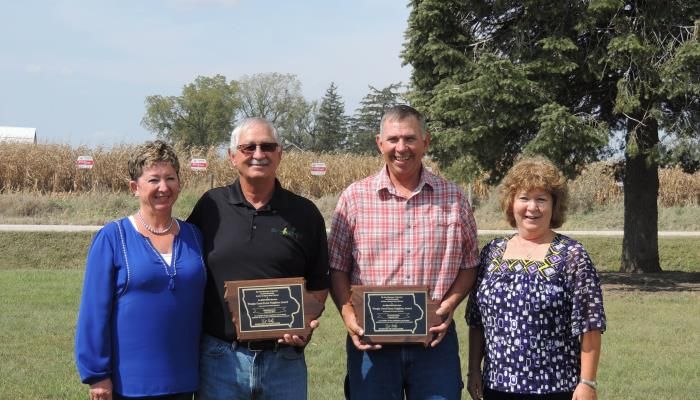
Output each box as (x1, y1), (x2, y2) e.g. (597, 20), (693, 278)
(311, 162), (327, 176)
(190, 158), (208, 171)
(75, 155), (94, 169)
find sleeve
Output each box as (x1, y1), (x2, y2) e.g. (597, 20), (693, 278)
(305, 204), (331, 291)
(186, 221), (204, 254)
(465, 242), (494, 327)
(459, 194), (480, 269)
(186, 192), (216, 257)
(74, 224), (118, 384)
(186, 191), (209, 229)
(327, 190), (353, 273)
(568, 243), (607, 337)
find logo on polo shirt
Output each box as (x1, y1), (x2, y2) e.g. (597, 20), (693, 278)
(272, 225), (301, 240)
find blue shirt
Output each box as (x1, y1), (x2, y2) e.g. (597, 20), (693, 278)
(75, 218), (206, 396)
(466, 234), (606, 394)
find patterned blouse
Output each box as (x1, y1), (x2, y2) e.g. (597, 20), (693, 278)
(466, 234), (606, 394)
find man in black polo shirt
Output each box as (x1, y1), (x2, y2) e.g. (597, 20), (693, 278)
(187, 117), (329, 400)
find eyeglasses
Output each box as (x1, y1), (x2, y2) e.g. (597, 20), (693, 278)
(236, 142), (279, 155)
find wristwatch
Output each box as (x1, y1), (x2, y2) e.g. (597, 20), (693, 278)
(580, 378), (598, 390)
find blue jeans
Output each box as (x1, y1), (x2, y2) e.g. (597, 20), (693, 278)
(345, 322), (463, 400)
(196, 334), (307, 400)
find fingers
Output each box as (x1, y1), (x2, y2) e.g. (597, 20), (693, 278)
(428, 317), (450, 347)
(342, 315), (363, 337)
(89, 389), (112, 400)
(347, 326), (381, 350)
(429, 331), (445, 347)
(340, 306), (381, 351)
(467, 380), (482, 400)
(467, 372), (483, 400)
(349, 332), (382, 351)
(279, 334), (308, 346)
(89, 378), (113, 400)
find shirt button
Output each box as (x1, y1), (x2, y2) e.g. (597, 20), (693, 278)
(253, 225), (257, 229)
(407, 249), (411, 253)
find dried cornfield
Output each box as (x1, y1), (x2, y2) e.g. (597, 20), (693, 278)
(0, 143), (386, 198)
(0, 143), (698, 206)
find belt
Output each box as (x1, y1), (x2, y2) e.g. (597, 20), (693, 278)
(244, 340), (284, 351)
(239, 339), (303, 353)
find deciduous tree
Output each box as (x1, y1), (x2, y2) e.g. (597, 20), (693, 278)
(142, 75), (240, 147)
(237, 72), (309, 144)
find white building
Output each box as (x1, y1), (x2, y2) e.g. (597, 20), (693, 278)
(0, 127), (37, 144)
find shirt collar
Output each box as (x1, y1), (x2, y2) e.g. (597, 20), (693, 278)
(374, 164), (436, 195)
(227, 178), (288, 210)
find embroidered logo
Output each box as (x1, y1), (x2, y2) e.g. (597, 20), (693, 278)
(272, 225), (300, 240)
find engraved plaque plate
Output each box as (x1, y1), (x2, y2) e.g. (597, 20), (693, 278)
(351, 285), (440, 345)
(224, 277), (324, 341)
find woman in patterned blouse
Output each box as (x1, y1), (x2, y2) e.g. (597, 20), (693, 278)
(466, 157), (606, 400)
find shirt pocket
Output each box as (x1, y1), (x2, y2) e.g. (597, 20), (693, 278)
(425, 205), (461, 255)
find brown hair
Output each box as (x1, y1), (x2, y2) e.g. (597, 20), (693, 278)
(128, 140), (180, 181)
(499, 156), (569, 229)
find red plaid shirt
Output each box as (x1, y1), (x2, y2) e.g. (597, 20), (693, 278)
(328, 166), (479, 300)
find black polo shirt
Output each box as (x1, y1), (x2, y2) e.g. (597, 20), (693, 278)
(187, 179), (330, 341)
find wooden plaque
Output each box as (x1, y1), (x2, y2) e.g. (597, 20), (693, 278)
(224, 277), (324, 341)
(351, 285), (441, 345)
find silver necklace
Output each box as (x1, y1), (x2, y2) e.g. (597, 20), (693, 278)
(518, 235), (541, 260)
(136, 211), (174, 235)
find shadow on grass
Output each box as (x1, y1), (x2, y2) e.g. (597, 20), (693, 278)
(600, 271), (700, 293)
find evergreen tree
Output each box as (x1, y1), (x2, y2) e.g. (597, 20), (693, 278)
(348, 83), (405, 154)
(403, 0), (700, 272)
(313, 82), (348, 152)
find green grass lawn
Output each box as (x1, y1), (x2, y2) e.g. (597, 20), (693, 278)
(2, 191), (700, 232)
(1, 232), (699, 399)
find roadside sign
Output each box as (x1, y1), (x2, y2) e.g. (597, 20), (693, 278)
(190, 158), (208, 171)
(75, 155), (94, 169)
(311, 162), (327, 176)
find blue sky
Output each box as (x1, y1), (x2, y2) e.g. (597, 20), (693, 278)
(1, 0), (412, 146)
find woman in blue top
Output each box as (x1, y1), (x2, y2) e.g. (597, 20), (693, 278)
(75, 140), (206, 400)
(466, 157), (606, 400)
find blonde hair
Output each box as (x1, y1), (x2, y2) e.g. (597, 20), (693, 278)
(128, 140), (180, 181)
(499, 156), (568, 229)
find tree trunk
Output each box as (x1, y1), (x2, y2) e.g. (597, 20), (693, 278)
(620, 118), (662, 273)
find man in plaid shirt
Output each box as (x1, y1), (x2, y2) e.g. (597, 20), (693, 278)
(329, 105), (479, 400)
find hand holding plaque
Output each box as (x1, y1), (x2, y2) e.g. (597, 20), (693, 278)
(350, 285), (441, 345)
(224, 277), (324, 341)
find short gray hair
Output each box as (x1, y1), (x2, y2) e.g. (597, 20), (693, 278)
(229, 118), (280, 153)
(379, 105), (427, 138)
